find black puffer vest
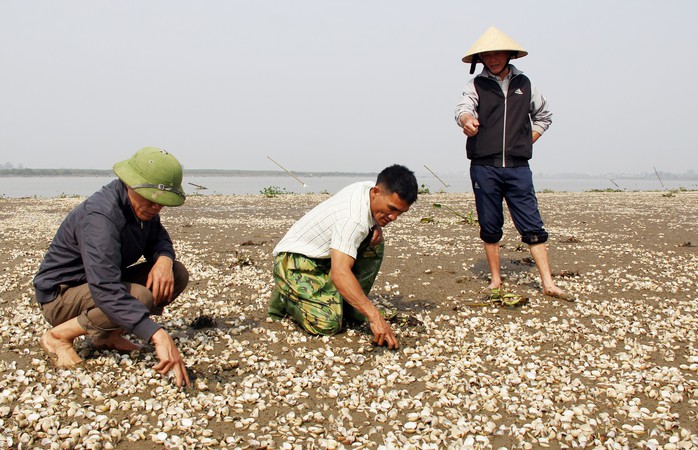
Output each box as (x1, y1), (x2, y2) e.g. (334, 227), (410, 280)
(466, 74), (533, 167)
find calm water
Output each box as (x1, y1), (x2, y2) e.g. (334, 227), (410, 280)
(1, 174), (696, 198)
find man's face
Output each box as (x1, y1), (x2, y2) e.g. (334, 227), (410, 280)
(127, 188), (164, 221)
(479, 50), (510, 76)
(369, 185), (411, 227)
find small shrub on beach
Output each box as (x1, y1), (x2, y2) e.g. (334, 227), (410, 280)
(418, 184), (431, 195)
(587, 188), (623, 193)
(260, 186), (288, 197)
(432, 203), (478, 225)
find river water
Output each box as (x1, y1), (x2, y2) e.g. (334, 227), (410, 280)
(1, 174), (696, 198)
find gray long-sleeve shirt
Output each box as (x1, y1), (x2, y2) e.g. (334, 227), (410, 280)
(33, 179), (175, 340)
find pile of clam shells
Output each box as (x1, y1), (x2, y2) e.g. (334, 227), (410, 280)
(0, 190), (696, 449)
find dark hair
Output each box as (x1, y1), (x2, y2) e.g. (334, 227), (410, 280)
(376, 164), (418, 204)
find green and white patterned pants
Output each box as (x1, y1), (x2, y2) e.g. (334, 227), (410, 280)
(268, 240), (383, 335)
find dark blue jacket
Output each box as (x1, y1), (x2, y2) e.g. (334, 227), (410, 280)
(33, 179), (174, 340)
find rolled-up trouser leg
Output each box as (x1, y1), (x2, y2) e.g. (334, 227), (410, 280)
(502, 167), (549, 244)
(470, 165), (505, 243)
(40, 260), (189, 338)
(41, 282), (154, 338)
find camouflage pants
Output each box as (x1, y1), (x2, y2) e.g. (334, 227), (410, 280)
(268, 239), (383, 335)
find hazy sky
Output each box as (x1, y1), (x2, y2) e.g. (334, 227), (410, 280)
(1, 0), (696, 176)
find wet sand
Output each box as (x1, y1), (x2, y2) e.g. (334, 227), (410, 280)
(0, 191), (696, 449)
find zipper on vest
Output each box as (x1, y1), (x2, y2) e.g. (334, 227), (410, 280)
(502, 94), (508, 167)
(501, 73), (520, 168)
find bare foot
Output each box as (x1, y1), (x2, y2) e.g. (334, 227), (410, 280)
(543, 287), (576, 302)
(485, 280), (502, 291)
(91, 331), (141, 352)
(40, 330), (83, 368)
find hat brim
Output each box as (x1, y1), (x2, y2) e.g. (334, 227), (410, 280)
(462, 50), (528, 64)
(113, 160), (185, 207)
(461, 26), (528, 64)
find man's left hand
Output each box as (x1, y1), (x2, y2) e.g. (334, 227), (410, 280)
(370, 226), (383, 245)
(151, 328), (190, 387)
(147, 256), (175, 306)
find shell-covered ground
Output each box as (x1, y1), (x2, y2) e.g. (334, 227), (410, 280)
(0, 191), (696, 449)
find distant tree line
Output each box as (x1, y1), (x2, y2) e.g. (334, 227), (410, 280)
(2, 164), (694, 179)
(536, 170), (697, 180)
(0, 168), (112, 176)
(0, 166), (376, 177)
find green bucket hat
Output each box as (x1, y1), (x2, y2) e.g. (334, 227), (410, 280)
(113, 147), (186, 207)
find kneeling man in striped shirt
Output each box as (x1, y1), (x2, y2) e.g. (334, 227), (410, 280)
(268, 165), (418, 350)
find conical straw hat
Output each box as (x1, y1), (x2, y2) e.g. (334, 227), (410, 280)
(461, 26), (528, 63)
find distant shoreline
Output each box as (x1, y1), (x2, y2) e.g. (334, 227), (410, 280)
(0, 167), (696, 180)
(0, 168), (378, 178)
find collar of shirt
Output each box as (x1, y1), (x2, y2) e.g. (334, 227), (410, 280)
(480, 64), (522, 80)
(480, 64), (523, 94)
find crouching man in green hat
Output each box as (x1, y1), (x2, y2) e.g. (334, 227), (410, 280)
(268, 165), (418, 350)
(34, 147), (191, 386)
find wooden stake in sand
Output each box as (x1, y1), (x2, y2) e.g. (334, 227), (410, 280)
(423, 165), (450, 188)
(188, 182), (208, 190)
(267, 156), (308, 188)
(653, 166), (666, 190)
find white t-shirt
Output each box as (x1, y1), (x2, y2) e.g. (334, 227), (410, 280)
(273, 181), (376, 259)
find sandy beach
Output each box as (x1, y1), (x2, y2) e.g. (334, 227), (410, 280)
(0, 191), (696, 449)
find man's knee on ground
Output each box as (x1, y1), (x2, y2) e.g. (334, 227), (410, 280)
(307, 319), (342, 336)
(301, 311), (342, 336)
(480, 230), (503, 244)
(522, 232), (548, 245)
(268, 289), (288, 319)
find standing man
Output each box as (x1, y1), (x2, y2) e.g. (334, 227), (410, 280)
(268, 165), (418, 349)
(454, 26), (573, 301)
(34, 147), (191, 386)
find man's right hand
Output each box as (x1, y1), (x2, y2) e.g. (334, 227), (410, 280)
(330, 249), (400, 350)
(368, 313), (399, 350)
(151, 328), (190, 387)
(461, 114), (480, 137)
